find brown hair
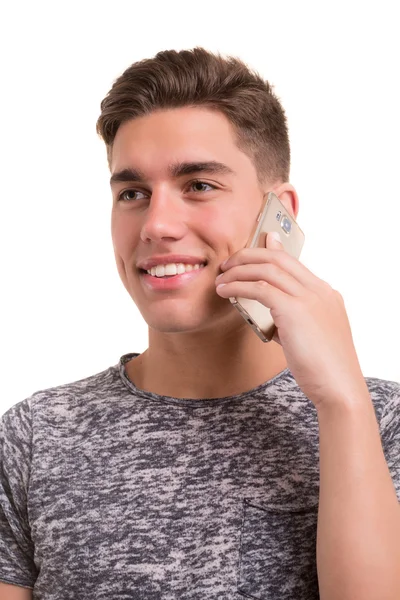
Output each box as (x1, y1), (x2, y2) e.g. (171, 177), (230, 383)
(96, 47), (290, 184)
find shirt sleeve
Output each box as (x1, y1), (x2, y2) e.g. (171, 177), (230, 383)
(0, 399), (37, 588)
(379, 382), (400, 502)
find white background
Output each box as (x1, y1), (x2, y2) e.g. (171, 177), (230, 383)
(1, 1), (399, 414)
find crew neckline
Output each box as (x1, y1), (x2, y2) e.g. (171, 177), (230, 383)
(117, 352), (292, 406)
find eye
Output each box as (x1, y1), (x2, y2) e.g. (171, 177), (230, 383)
(117, 181), (216, 202)
(188, 180), (216, 193)
(118, 189), (147, 202)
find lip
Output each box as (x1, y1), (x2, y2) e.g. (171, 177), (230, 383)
(140, 266), (206, 291)
(137, 255), (207, 271)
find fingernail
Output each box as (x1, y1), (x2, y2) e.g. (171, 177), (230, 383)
(269, 231), (281, 243)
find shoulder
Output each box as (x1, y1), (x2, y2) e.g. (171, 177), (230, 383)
(1, 362), (119, 433)
(363, 375), (400, 425)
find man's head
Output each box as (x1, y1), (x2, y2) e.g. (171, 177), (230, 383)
(96, 48), (299, 337)
(97, 47), (290, 185)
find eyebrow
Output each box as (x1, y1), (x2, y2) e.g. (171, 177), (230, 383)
(109, 161), (236, 186)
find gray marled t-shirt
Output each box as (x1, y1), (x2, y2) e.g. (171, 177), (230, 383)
(1, 352), (399, 599)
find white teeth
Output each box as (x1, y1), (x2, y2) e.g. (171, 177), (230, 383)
(146, 263), (205, 277)
(164, 263), (177, 276)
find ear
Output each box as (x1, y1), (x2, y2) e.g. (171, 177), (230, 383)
(268, 183), (299, 220)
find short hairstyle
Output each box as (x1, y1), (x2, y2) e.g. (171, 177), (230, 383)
(96, 47), (290, 184)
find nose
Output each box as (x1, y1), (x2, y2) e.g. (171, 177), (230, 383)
(140, 189), (188, 244)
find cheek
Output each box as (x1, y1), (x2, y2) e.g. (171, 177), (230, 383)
(201, 205), (255, 256)
(111, 213), (139, 259)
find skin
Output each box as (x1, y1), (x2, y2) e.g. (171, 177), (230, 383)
(0, 583), (32, 599)
(110, 106), (296, 399)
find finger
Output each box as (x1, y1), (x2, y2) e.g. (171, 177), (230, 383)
(216, 263), (304, 297)
(266, 231), (285, 250)
(220, 248), (322, 292)
(216, 278), (289, 309)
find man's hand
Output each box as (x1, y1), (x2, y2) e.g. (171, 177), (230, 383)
(215, 231), (368, 409)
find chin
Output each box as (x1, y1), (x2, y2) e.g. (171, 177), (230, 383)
(140, 301), (233, 335)
(144, 314), (210, 334)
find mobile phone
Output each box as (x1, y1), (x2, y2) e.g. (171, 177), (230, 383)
(229, 191), (305, 342)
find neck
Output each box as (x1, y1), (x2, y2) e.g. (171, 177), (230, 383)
(126, 321), (288, 399)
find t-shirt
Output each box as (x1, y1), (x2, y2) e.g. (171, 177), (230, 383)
(1, 352), (399, 600)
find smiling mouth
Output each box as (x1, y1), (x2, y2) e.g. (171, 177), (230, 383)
(139, 262), (208, 278)
(137, 262), (210, 292)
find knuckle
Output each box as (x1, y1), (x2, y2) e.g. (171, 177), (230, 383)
(256, 279), (269, 290)
(334, 289), (345, 303)
(318, 280), (334, 297)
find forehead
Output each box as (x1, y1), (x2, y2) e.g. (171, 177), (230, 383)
(110, 107), (244, 173)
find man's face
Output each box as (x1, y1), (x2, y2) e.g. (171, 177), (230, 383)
(110, 106), (272, 335)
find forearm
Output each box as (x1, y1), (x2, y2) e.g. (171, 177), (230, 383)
(316, 394), (400, 600)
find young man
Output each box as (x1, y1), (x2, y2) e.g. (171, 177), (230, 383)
(1, 48), (399, 600)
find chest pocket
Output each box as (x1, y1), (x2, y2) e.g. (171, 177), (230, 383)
(237, 499), (320, 599)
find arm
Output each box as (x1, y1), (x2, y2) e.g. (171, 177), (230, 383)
(0, 582), (32, 599)
(316, 394), (400, 600)
(0, 401), (37, 594)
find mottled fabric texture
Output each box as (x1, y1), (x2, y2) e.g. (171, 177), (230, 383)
(1, 352), (399, 600)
